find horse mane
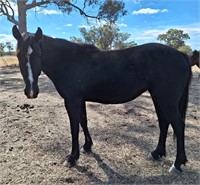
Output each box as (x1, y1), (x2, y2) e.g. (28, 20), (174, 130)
(41, 34), (100, 53)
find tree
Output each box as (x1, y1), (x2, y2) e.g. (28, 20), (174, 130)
(157, 29), (190, 49)
(178, 45), (193, 55)
(0, 0), (127, 33)
(0, 43), (6, 56)
(5, 42), (14, 55)
(71, 23), (137, 50)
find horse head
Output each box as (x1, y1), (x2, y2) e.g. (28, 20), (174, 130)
(12, 25), (43, 99)
(190, 50), (199, 68)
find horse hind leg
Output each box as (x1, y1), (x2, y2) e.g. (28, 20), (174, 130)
(169, 74), (190, 172)
(148, 100), (169, 160)
(155, 101), (187, 172)
(169, 109), (187, 172)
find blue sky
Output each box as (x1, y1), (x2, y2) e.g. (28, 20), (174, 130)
(0, 0), (200, 50)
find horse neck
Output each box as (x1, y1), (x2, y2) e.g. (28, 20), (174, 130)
(40, 36), (57, 77)
(40, 36), (76, 78)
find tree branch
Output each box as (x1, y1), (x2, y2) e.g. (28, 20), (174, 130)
(62, 0), (100, 20)
(26, 0), (51, 10)
(0, 0), (19, 25)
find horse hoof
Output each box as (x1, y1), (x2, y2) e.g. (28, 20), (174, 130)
(80, 146), (92, 154)
(169, 164), (182, 174)
(147, 153), (155, 161)
(64, 155), (77, 167)
(63, 160), (76, 168)
(80, 147), (86, 153)
(63, 160), (70, 167)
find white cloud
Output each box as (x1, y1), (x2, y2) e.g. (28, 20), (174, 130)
(36, 7), (61, 15)
(135, 29), (166, 42)
(160, 9), (168, 13)
(142, 24), (200, 38)
(143, 29), (164, 37)
(126, 0), (142, 4)
(0, 34), (16, 42)
(181, 27), (200, 35)
(134, 0), (142, 4)
(64, 24), (73, 27)
(78, 25), (91, 29)
(135, 36), (153, 41)
(117, 23), (128, 27)
(132, 8), (168, 15)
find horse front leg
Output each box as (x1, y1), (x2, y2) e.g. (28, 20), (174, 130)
(64, 98), (82, 167)
(80, 101), (93, 153)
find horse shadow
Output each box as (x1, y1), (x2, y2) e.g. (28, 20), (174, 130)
(75, 151), (199, 184)
(75, 152), (127, 184)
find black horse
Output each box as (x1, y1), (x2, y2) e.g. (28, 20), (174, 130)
(190, 50), (199, 68)
(12, 25), (191, 173)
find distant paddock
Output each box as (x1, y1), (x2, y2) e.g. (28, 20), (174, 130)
(0, 56), (18, 67)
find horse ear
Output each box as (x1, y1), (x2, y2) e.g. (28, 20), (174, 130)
(12, 25), (22, 41)
(35, 27), (43, 41)
(193, 50), (198, 54)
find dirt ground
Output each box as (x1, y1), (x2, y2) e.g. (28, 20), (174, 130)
(0, 65), (199, 184)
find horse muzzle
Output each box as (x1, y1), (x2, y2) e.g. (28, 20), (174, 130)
(24, 88), (39, 99)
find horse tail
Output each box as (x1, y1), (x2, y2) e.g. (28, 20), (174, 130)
(180, 52), (192, 120)
(179, 73), (191, 122)
(173, 53), (192, 141)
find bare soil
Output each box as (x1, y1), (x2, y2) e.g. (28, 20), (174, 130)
(0, 65), (199, 184)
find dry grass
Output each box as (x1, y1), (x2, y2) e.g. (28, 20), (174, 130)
(0, 56), (18, 67)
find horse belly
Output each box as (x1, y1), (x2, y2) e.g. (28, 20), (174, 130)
(84, 74), (147, 104)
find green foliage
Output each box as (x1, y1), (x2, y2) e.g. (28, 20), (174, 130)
(178, 45), (193, 55)
(70, 37), (84, 44)
(0, 42), (14, 56)
(0, 43), (6, 56)
(157, 29), (190, 49)
(53, 0), (127, 23)
(98, 0), (127, 23)
(5, 42), (14, 55)
(71, 23), (136, 50)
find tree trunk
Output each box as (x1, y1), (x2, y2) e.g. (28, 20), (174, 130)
(17, 0), (27, 33)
